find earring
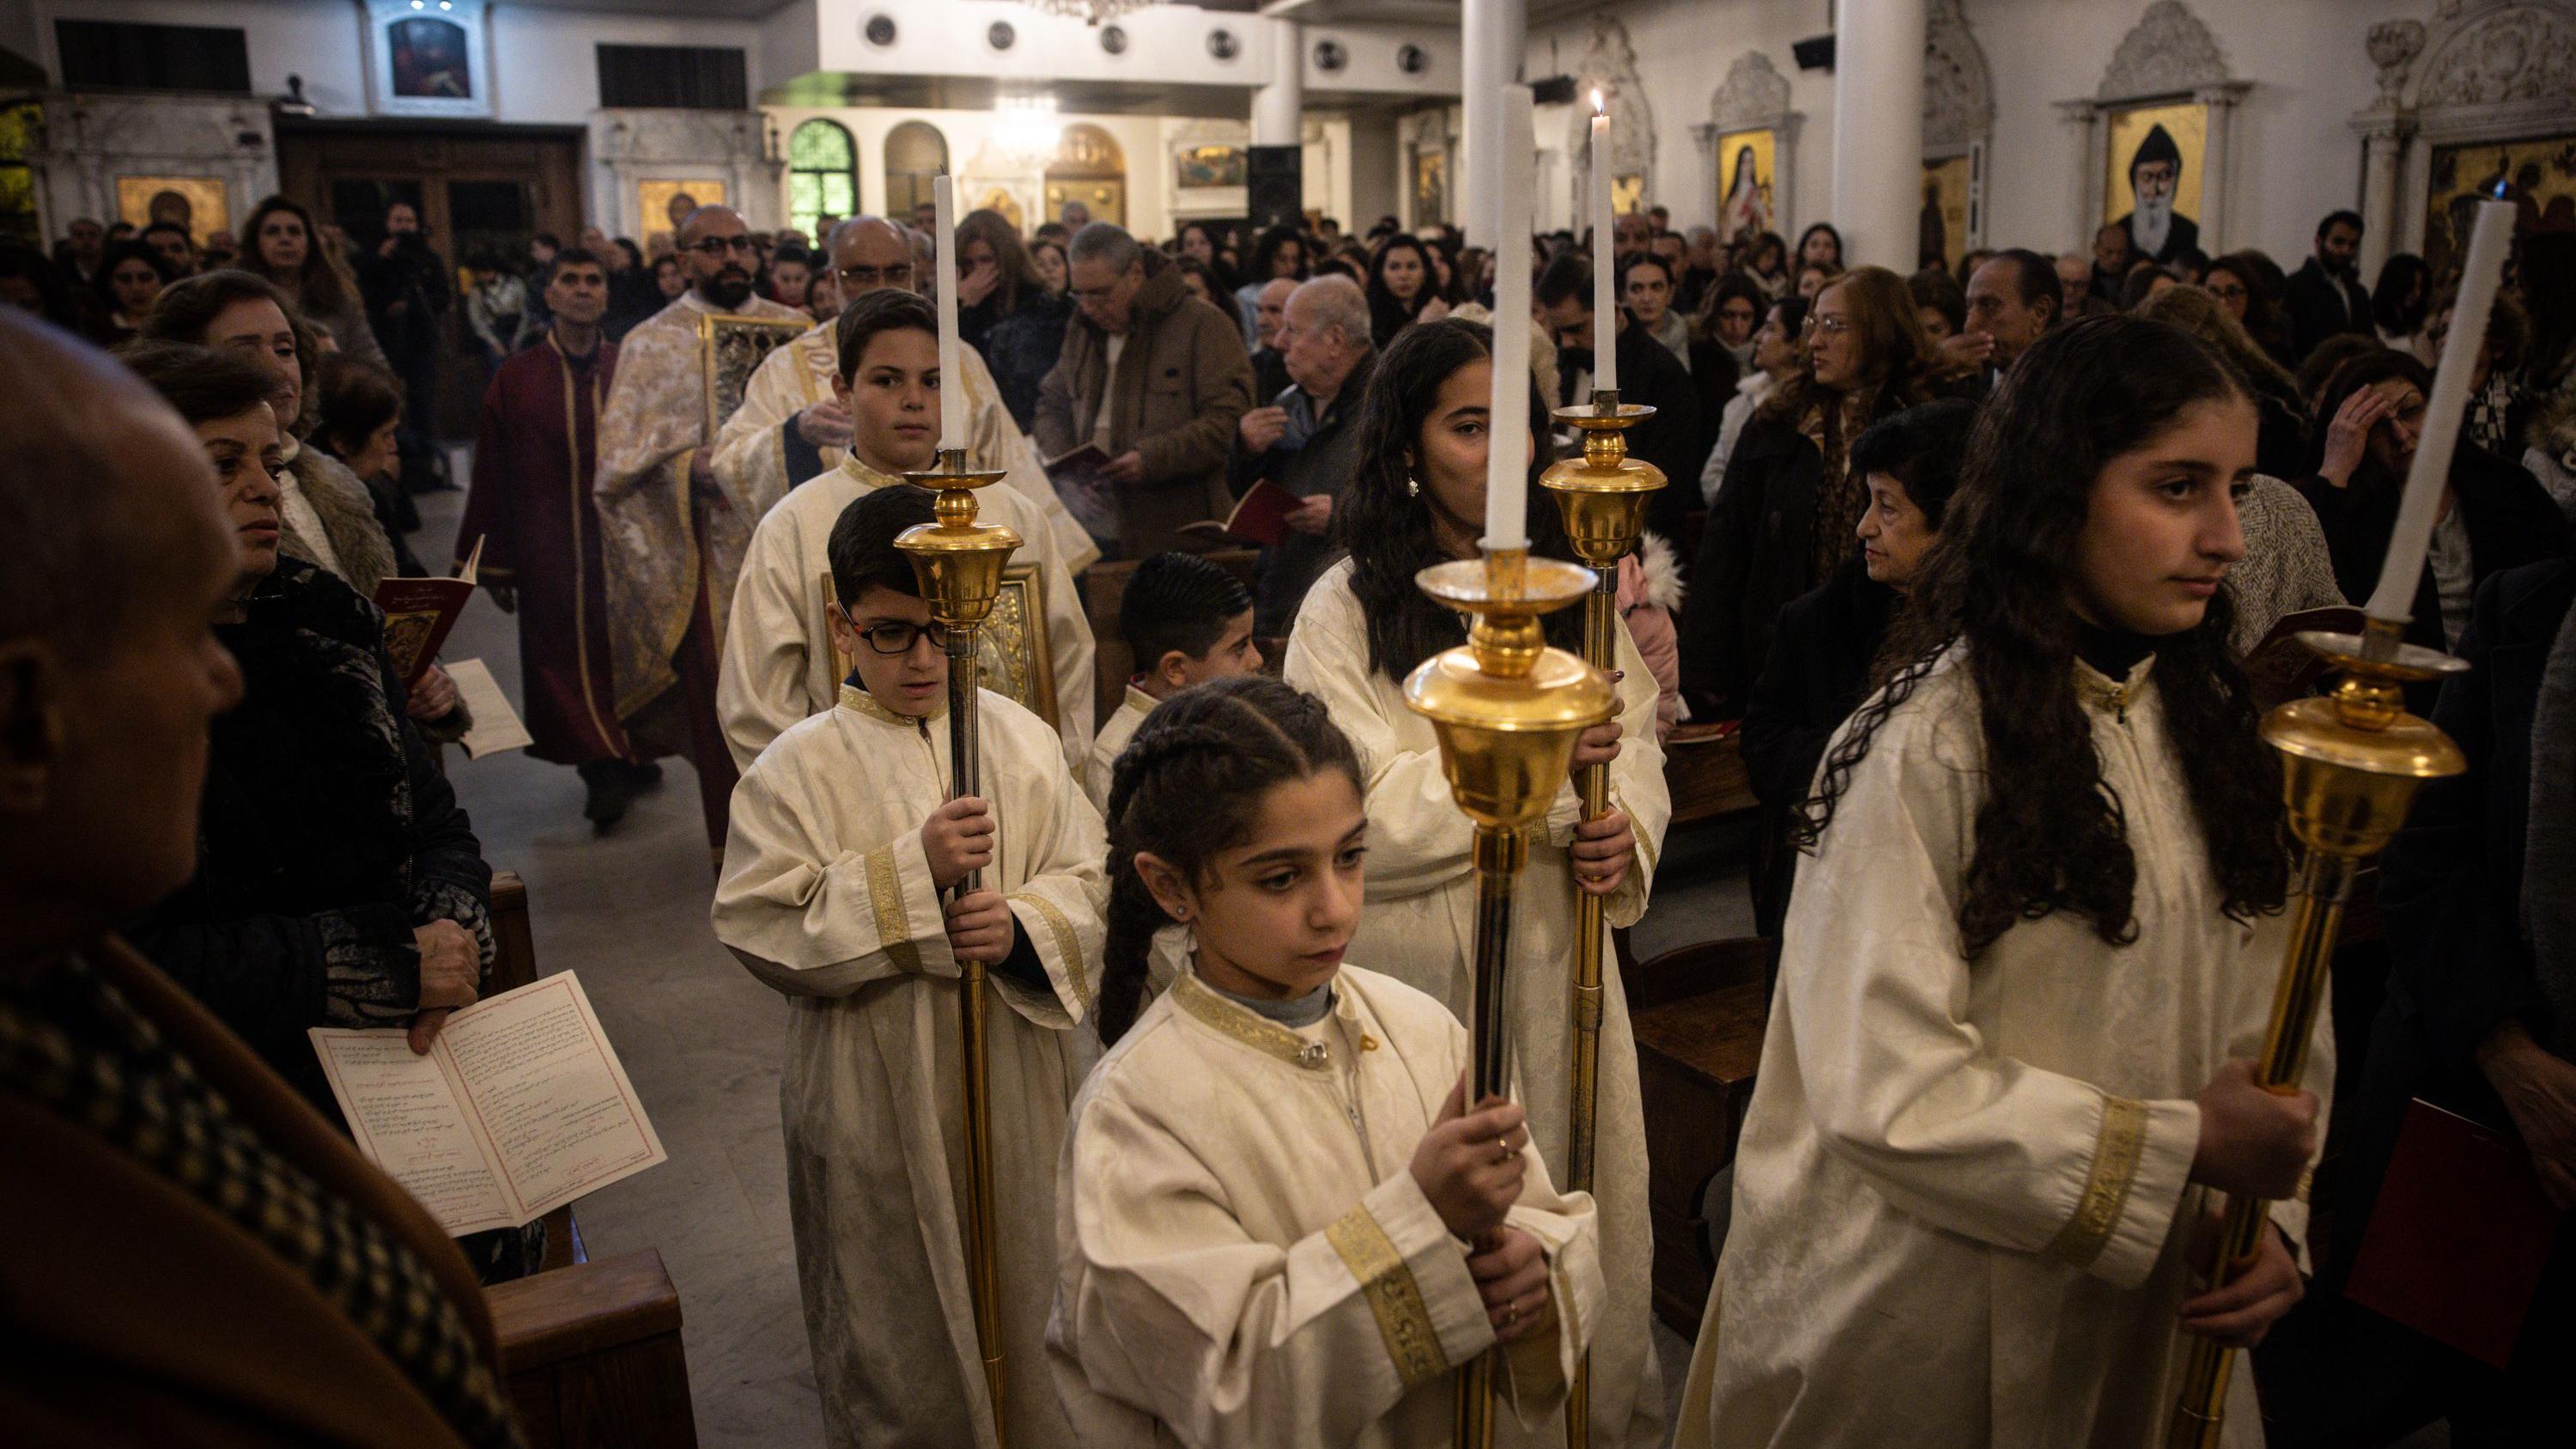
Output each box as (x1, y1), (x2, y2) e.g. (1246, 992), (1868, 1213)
(1406, 475), (1421, 498)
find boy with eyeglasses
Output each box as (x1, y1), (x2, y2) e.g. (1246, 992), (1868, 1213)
(714, 478), (1105, 1449)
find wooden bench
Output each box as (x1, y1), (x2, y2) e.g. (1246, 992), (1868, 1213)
(489, 1248), (697, 1449)
(1627, 935), (1775, 1337)
(1078, 550), (1261, 720)
(1662, 721), (1757, 827)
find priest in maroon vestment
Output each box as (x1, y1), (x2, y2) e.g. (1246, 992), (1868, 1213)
(458, 247), (661, 828)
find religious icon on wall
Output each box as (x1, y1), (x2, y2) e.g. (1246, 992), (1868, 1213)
(2103, 101), (2205, 265)
(1921, 155), (1971, 273)
(2426, 135), (2576, 280)
(641, 180), (725, 240)
(1413, 148), (1447, 228)
(1612, 174), (1647, 218)
(115, 176), (228, 245)
(975, 186), (1025, 234)
(1716, 129), (1776, 246)
(1176, 144), (1249, 191)
(389, 17), (472, 99)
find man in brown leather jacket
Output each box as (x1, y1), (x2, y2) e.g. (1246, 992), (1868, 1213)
(1035, 222), (1254, 558)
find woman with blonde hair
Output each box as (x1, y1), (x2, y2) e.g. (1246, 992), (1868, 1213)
(1680, 265), (1942, 717)
(239, 195), (386, 371)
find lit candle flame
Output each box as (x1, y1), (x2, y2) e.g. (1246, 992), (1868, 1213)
(1591, 88), (1604, 114)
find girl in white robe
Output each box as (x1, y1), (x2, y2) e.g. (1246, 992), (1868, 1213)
(1677, 315), (2332, 1449)
(713, 484), (1104, 1449)
(1279, 319), (1670, 1449)
(1050, 676), (1606, 1448)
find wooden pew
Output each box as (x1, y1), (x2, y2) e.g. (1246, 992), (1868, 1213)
(490, 1248), (697, 1449)
(1661, 721), (1757, 827)
(1078, 550), (1261, 720)
(1627, 935), (1776, 1336)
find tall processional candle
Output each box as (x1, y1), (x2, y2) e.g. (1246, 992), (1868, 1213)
(933, 174), (966, 447)
(1485, 84), (1536, 551)
(2365, 197), (2512, 623)
(1589, 94), (1617, 395)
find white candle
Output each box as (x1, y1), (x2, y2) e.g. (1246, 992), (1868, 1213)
(1485, 84), (1534, 552)
(2365, 198), (2512, 622)
(1589, 97), (1616, 395)
(933, 174), (965, 447)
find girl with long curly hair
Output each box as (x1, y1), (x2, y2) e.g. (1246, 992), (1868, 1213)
(1677, 315), (2326, 1449)
(1281, 317), (1672, 1449)
(1058, 675), (1605, 1446)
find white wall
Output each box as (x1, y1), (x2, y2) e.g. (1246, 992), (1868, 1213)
(488, 7), (766, 127)
(1530, 0), (2443, 263)
(36, 0), (370, 113)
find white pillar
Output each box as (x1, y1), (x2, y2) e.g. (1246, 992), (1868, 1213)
(2355, 117), (2408, 283)
(1253, 21), (1304, 149)
(1461, 0), (1528, 247)
(1830, 0), (1928, 270)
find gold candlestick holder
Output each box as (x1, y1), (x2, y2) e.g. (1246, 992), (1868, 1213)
(1406, 547), (1618, 1449)
(1539, 391), (1662, 1449)
(2165, 616), (2464, 1449)
(898, 446), (1022, 1446)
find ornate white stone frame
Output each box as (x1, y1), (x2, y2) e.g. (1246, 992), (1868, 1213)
(1568, 15), (1654, 222)
(362, 0), (495, 122)
(591, 110), (783, 236)
(1691, 51), (1801, 242)
(2054, 1), (2249, 254)
(1923, 0), (1996, 254)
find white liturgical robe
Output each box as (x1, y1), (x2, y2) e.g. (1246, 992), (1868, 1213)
(1281, 559), (1671, 1449)
(1675, 650), (2328, 1449)
(717, 454), (1097, 773)
(1083, 683), (1157, 815)
(1049, 965), (1606, 1449)
(713, 684), (1105, 1449)
(708, 320), (1097, 571)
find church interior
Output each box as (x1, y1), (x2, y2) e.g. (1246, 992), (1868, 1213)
(3, 2), (2573, 1446)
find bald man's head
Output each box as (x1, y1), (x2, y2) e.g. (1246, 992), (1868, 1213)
(828, 217), (916, 297)
(0, 310), (244, 945)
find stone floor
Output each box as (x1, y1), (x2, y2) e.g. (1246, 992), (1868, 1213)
(419, 484), (1749, 1446)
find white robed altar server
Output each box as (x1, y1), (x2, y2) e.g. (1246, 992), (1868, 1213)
(1053, 965), (1605, 1449)
(1283, 557), (1670, 1449)
(716, 287), (1095, 772)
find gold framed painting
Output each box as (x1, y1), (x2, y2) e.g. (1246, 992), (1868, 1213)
(2426, 135), (2576, 280)
(1175, 143), (1247, 191)
(819, 562), (1058, 729)
(115, 176), (229, 244)
(2101, 101), (2206, 264)
(698, 313), (809, 438)
(1922, 155), (1972, 272)
(641, 180), (726, 237)
(1715, 129), (1777, 245)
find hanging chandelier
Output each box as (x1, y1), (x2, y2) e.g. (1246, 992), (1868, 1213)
(1023, 0), (1163, 25)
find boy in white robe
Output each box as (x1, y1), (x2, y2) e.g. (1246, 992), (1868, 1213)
(1085, 551), (1263, 813)
(719, 288), (1095, 773)
(714, 484), (1104, 1449)
(1050, 675), (1605, 1448)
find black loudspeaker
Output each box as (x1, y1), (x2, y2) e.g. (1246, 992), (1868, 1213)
(1793, 33), (1836, 71)
(1247, 145), (1303, 231)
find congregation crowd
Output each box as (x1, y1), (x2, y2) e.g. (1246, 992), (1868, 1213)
(4, 156), (2575, 1449)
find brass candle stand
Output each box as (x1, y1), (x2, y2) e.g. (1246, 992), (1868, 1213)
(897, 447), (1022, 1446)
(2164, 617), (2464, 1449)
(1538, 391), (1662, 1449)
(1406, 548), (1618, 1449)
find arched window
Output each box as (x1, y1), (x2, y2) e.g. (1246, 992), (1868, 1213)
(883, 121), (949, 222)
(788, 119), (856, 241)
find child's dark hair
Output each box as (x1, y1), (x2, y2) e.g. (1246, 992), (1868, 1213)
(834, 286), (937, 381)
(1119, 552), (1252, 671)
(1098, 676), (1363, 1047)
(826, 485), (937, 608)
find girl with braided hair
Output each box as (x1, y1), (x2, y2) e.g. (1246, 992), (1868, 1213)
(1050, 675), (1603, 1447)
(1279, 317), (1671, 1448)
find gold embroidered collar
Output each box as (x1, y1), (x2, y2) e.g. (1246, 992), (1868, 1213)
(1171, 971), (1343, 1071)
(838, 681), (946, 725)
(2072, 654), (2158, 720)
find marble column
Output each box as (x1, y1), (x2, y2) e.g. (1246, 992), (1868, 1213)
(2354, 115), (2409, 283)
(1253, 20), (1304, 149)
(1461, 0), (1528, 246)
(1831, 0), (1928, 269)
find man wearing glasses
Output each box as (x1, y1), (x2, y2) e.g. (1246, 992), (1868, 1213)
(709, 216), (1096, 576)
(592, 204), (810, 862)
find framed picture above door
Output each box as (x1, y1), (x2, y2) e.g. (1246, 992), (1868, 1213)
(364, 0), (493, 120)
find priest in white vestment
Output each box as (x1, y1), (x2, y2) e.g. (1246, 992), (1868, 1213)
(1051, 965), (1606, 1448)
(1282, 557), (1671, 1449)
(1674, 652), (2330, 1449)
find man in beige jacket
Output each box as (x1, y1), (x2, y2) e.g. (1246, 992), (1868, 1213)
(1035, 222), (1254, 558)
